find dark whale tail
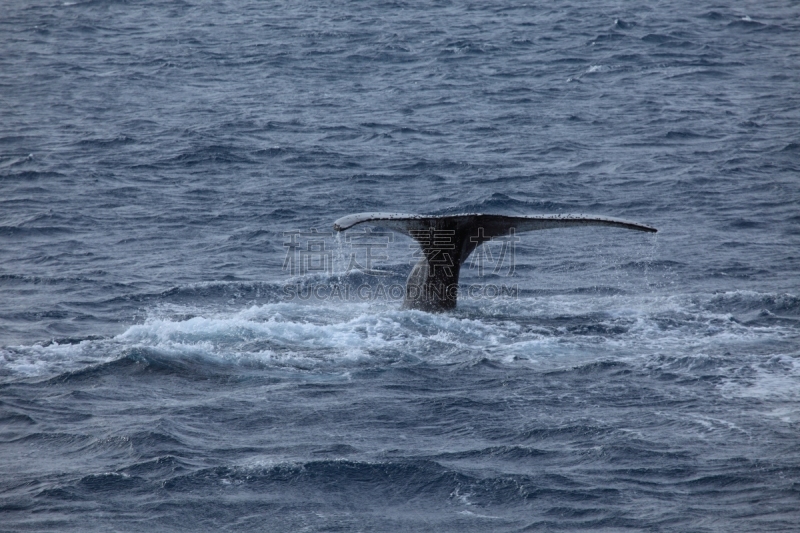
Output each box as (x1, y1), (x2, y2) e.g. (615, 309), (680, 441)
(333, 212), (657, 312)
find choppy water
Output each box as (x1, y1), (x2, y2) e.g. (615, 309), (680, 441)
(2, 1), (799, 531)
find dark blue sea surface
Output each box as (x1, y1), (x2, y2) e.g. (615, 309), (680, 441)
(2, 1), (799, 531)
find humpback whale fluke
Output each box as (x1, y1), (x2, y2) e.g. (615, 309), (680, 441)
(333, 212), (657, 312)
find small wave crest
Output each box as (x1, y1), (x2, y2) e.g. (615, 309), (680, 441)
(2, 291), (797, 382)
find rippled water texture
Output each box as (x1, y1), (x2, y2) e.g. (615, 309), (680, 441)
(1, 1), (799, 531)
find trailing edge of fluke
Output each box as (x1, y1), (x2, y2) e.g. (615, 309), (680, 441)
(333, 212), (657, 312)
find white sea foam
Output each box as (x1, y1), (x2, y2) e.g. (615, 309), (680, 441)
(718, 354), (800, 405)
(0, 339), (115, 378)
(2, 292), (796, 379)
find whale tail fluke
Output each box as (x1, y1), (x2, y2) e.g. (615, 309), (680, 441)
(333, 212), (657, 311)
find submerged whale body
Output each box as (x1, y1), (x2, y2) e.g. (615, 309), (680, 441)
(333, 212), (657, 312)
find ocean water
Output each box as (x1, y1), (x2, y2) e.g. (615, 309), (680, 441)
(1, 0), (799, 531)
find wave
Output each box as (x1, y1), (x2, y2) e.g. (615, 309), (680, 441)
(2, 291), (797, 387)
